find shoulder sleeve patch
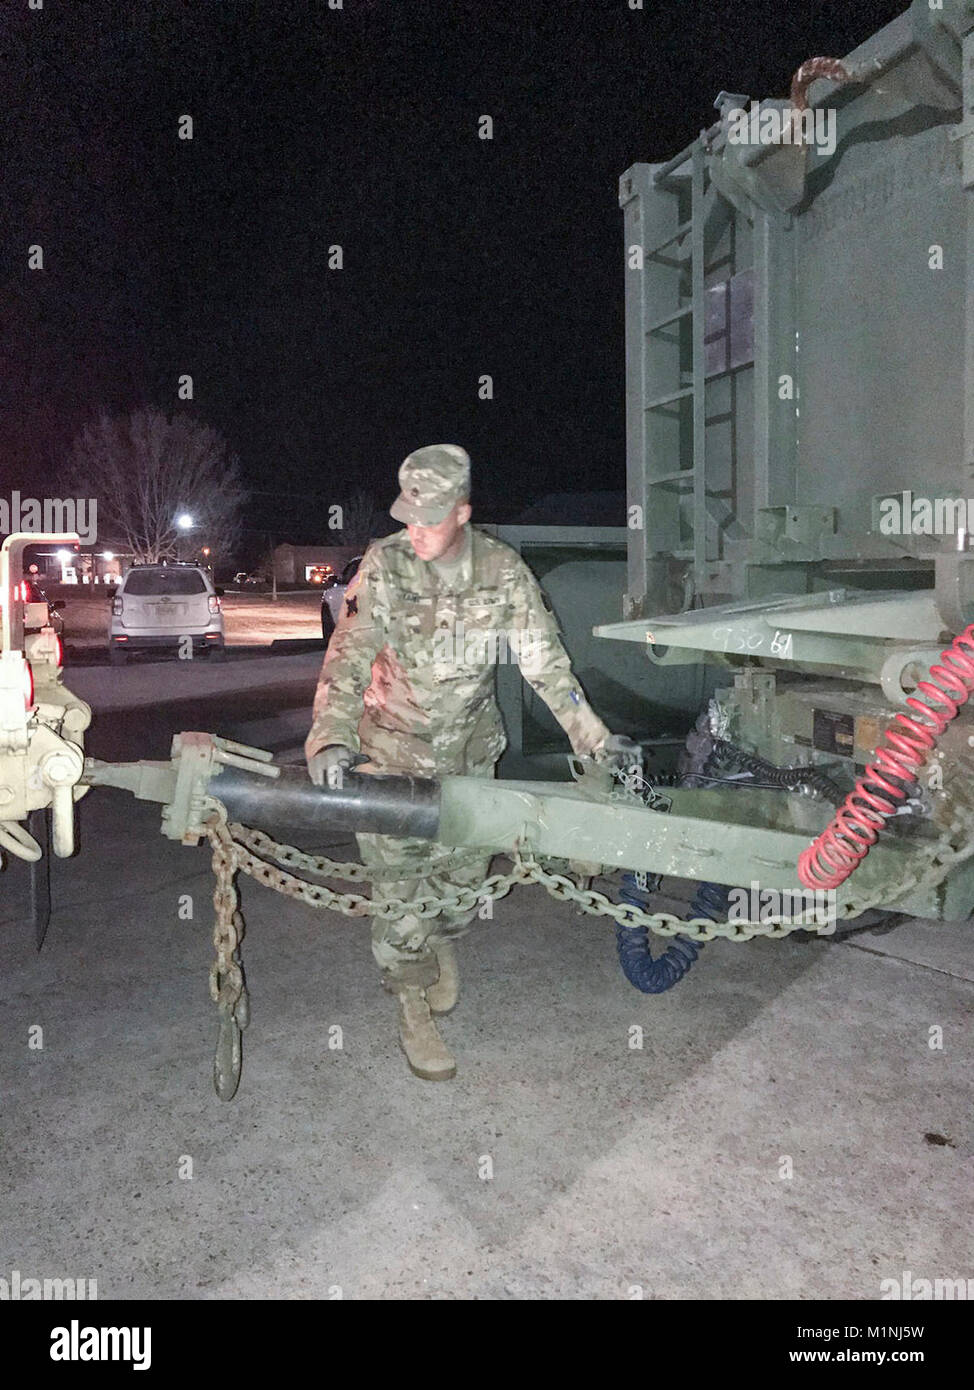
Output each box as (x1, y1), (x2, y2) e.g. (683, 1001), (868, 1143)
(344, 562), (367, 601)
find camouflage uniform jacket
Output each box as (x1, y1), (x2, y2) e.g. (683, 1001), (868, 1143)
(305, 525), (610, 775)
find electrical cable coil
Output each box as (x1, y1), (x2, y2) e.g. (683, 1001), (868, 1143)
(798, 624), (974, 891)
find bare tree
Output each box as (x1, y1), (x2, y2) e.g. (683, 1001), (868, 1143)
(337, 488), (377, 549)
(62, 408), (247, 566)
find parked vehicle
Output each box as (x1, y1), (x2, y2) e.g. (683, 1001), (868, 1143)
(320, 555), (363, 641)
(109, 563), (225, 664)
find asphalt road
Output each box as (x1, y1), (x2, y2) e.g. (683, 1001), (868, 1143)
(0, 651), (971, 1300)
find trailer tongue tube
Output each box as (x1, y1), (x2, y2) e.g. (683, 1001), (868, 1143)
(83, 732), (908, 895)
(209, 763), (441, 840)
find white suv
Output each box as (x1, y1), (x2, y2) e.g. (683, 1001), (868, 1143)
(109, 563), (225, 665)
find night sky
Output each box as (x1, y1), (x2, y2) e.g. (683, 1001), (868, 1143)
(3, 0), (906, 550)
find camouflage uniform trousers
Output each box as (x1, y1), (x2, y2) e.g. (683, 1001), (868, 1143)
(356, 743), (497, 987)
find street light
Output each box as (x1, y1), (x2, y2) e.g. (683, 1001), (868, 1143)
(55, 548), (75, 585)
(175, 514), (196, 562)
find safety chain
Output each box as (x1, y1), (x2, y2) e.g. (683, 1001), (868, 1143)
(205, 814), (252, 1101)
(512, 812), (974, 941)
(611, 767), (672, 813)
(216, 800), (974, 941)
(230, 823), (492, 883)
(199, 794), (974, 1098)
(226, 818), (529, 919)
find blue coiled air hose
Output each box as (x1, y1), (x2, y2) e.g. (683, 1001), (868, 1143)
(615, 873), (730, 994)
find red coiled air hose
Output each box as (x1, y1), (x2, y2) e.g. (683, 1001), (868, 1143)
(798, 625), (974, 890)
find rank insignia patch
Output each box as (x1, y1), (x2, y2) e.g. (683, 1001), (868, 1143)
(345, 595), (358, 616)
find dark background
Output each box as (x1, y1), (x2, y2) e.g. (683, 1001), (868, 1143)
(2, 0), (905, 547)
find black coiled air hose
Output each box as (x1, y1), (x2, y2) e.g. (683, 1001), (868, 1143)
(613, 727), (833, 993)
(615, 873), (730, 994)
(711, 739), (843, 803)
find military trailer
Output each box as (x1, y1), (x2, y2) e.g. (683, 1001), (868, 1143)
(595, 0), (974, 925)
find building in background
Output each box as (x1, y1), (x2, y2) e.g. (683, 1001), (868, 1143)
(19, 541), (129, 586)
(271, 542), (362, 586)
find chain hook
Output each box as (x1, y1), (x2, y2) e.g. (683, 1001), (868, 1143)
(214, 1009), (242, 1102)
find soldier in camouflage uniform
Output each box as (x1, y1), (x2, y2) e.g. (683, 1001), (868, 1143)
(305, 444), (635, 1080)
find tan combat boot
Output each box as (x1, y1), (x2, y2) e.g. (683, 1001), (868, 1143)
(425, 940), (459, 1016)
(394, 985), (457, 1081)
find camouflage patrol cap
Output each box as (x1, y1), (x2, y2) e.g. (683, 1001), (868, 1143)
(389, 444), (471, 526)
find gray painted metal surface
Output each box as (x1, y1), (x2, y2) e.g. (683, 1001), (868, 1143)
(612, 0), (974, 627)
(592, 0), (974, 919)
